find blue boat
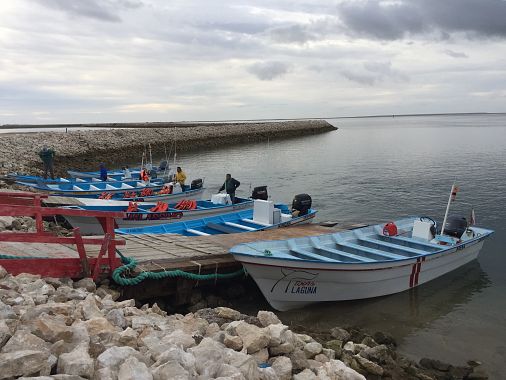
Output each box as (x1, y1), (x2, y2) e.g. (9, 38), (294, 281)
(6, 173), (150, 184)
(62, 197), (254, 235)
(116, 199), (317, 236)
(16, 179), (166, 196)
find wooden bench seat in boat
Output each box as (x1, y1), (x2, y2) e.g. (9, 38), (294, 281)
(382, 235), (441, 251)
(357, 237), (426, 256)
(205, 222), (239, 234)
(333, 238), (409, 261)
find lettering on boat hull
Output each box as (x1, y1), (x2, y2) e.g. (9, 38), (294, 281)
(271, 268), (319, 296)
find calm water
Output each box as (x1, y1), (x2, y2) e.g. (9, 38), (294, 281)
(162, 114), (506, 377)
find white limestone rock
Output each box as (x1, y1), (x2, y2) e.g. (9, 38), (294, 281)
(97, 346), (150, 372)
(293, 368), (317, 380)
(0, 320), (12, 349)
(343, 341), (369, 355)
(32, 314), (74, 343)
(74, 278), (96, 292)
(0, 299), (16, 319)
(151, 360), (189, 380)
(354, 354), (384, 376)
(267, 323), (289, 347)
(0, 350), (50, 379)
(224, 333), (243, 351)
(2, 329), (50, 353)
(81, 294), (103, 320)
(57, 344), (94, 378)
(257, 310), (282, 327)
(271, 356), (292, 380)
(304, 341), (323, 358)
(118, 356), (153, 380)
(82, 317), (118, 336)
(224, 349), (262, 380)
(269, 342), (296, 356)
(251, 347), (269, 365)
(316, 359), (366, 380)
(235, 321), (271, 354)
(188, 337), (225, 375)
(152, 346), (196, 376)
(105, 308), (127, 329)
(330, 327), (351, 342)
(216, 306), (241, 320)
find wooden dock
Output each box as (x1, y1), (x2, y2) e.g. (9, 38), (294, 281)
(1, 220), (366, 300)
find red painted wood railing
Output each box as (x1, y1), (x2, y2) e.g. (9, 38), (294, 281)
(0, 191), (126, 280)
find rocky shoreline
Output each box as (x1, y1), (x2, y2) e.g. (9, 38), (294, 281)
(0, 267), (488, 379)
(0, 120), (336, 177)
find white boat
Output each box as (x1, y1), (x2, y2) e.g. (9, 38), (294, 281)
(229, 215), (494, 311)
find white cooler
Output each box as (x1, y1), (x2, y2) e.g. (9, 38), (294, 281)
(211, 193), (231, 205)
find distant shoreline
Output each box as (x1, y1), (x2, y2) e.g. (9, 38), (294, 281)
(1, 112), (504, 131)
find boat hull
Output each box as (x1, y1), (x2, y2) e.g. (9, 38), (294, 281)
(64, 200), (253, 235)
(71, 188), (205, 206)
(235, 238), (486, 311)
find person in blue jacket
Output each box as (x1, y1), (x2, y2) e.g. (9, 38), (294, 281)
(99, 163), (108, 181)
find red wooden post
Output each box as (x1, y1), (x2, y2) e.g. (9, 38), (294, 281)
(105, 217), (117, 271)
(34, 194), (44, 233)
(93, 233), (111, 281)
(73, 228), (91, 277)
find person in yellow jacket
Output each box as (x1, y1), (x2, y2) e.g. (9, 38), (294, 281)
(174, 166), (187, 191)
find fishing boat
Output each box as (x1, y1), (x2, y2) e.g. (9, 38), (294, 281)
(6, 172), (152, 184)
(16, 179), (167, 197)
(116, 195), (316, 236)
(62, 197), (255, 235)
(67, 167), (162, 179)
(229, 186), (494, 311)
(67, 186), (205, 206)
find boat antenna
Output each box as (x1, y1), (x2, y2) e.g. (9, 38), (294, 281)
(148, 143), (153, 168)
(172, 127), (177, 180)
(440, 181), (458, 235)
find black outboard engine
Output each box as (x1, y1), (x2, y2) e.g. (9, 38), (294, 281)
(159, 160), (168, 171)
(251, 186), (268, 200)
(191, 178), (203, 190)
(292, 194), (312, 216)
(444, 216), (467, 238)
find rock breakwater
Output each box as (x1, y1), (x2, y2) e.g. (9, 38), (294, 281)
(0, 120), (336, 177)
(0, 266), (487, 379)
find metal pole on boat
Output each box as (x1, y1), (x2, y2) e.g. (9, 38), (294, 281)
(440, 182), (455, 236)
(148, 144), (153, 168)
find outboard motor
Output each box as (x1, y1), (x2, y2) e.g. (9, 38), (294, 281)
(251, 186), (268, 200)
(443, 216), (467, 238)
(191, 178), (203, 190)
(159, 160), (168, 171)
(292, 194), (312, 216)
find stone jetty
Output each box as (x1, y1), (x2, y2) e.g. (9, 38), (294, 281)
(0, 266), (487, 379)
(0, 120), (336, 177)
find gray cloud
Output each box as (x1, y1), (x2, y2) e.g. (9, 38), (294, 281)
(269, 24), (317, 44)
(443, 49), (468, 58)
(341, 61), (408, 86)
(32, 0), (141, 22)
(337, 0), (506, 40)
(247, 61), (291, 80)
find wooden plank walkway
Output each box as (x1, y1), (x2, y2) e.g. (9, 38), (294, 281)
(1, 223), (367, 276)
(111, 223), (366, 273)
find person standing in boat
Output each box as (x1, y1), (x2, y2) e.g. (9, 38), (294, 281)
(219, 174), (240, 203)
(38, 145), (55, 180)
(123, 166), (132, 180)
(174, 166), (187, 191)
(99, 163), (108, 181)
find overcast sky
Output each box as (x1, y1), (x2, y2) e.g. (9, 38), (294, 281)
(1, 0), (505, 124)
